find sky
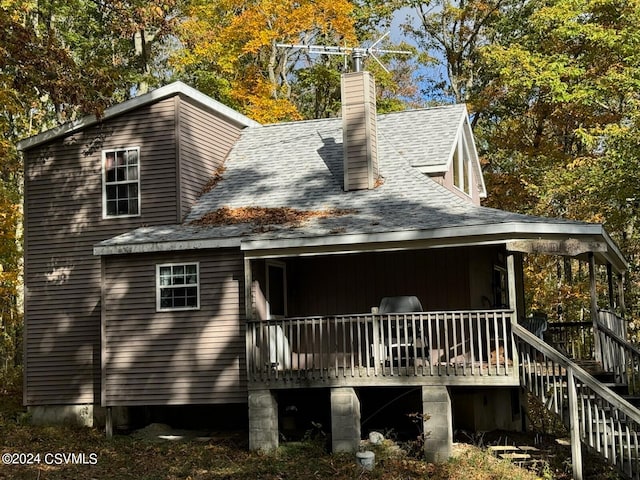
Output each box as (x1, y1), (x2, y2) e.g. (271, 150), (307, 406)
(390, 6), (454, 105)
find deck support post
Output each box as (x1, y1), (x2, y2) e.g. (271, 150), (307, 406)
(330, 387), (361, 452)
(589, 253), (601, 363)
(422, 386), (452, 462)
(249, 389), (279, 452)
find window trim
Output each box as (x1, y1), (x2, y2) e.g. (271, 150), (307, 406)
(156, 262), (201, 312)
(453, 135), (472, 197)
(102, 146), (141, 219)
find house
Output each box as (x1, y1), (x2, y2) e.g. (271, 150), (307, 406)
(18, 71), (632, 471)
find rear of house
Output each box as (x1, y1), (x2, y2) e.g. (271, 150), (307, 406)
(19, 78), (628, 465)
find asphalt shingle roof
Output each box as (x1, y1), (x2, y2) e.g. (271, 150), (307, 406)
(98, 106), (590, 249)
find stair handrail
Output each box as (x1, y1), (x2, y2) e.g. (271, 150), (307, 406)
(595, 318), (640, 392)
(595, 321), (640, 357)
(513, 322), (640, 480)
(514, 322), (640, 423)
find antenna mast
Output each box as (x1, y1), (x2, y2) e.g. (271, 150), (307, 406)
(277, 32), (411, 73)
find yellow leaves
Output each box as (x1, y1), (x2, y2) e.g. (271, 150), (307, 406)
(174, 0), (356, 122)
(231, 76), (302, 123)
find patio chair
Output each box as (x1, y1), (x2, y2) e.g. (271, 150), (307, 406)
(378, 295), (424, 313)
(520, 312), (548, 340)
(377, 296), (425, 366)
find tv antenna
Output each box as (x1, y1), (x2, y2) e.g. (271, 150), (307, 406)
(277, 32), (411, 73)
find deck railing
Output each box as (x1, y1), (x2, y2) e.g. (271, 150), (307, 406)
(514, 322), (640, 480)
(545, 321), (595, 360)
(596, 310), (640, 393)
(246, 310), (516, 385)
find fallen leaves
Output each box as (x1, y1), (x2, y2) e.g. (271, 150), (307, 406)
(198, 165), (227, 197)
(189, 206), (355, 230)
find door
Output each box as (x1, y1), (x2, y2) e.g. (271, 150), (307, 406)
(266, 261), (287, 319)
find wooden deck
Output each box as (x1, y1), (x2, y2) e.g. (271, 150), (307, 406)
(246, 309), (519, 389)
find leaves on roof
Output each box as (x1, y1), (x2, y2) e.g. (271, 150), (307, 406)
(189, 206), (356, 230)
(198, 165), (227, 198)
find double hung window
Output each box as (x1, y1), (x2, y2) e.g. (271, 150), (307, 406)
(157, 263), (200, 311)
(103, 147), (140, 217)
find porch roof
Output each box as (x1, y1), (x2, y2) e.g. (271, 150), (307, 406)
(93, 106), (626, 272)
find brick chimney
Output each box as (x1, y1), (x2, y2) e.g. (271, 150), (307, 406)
(341, 70), (379, 191)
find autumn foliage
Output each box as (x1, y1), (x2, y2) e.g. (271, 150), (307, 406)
(173, 0), (357, 122)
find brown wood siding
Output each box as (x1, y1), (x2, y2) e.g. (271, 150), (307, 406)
(102, 249), (246, 406)
(24, 97), (180, 405)
(280, 247), (501, 317)
(177, 96), (243, 219)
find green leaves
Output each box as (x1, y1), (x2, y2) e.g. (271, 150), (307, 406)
(476, 0), (640, 315)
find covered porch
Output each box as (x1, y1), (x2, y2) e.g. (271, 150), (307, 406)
(244, 244), (522, 388)
(241, 228), (626, 457)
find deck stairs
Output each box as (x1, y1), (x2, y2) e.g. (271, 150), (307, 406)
(513, 321), (640, 479)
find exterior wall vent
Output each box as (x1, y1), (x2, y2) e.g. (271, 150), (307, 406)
(341, 71), (379, 191)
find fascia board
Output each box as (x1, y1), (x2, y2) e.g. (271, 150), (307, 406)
(462, 116), (488, 198)
(240, 222), (605, 251)
(17, 82), (260, 151)
(449, 109), (468, 169)
(91, 221), (626, 273)
(93, 237), (241, 256)
(240, 221), (626, 271)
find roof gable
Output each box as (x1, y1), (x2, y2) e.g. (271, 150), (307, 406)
(17, 81), (260, 152)
(383, 105), (487, 200)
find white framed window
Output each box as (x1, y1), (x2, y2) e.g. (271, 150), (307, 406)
(156, 263), (200, 311)
(453, 136), (472, 196)
(102, 147), (140, 217)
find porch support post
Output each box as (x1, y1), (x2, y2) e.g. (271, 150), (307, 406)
(249, 389), (279, 451)
(506, 253), (518, 314)
(422, 386), (452, 462)
(330, 387), (361, 452)
(244, 257), (253, 380)
(618, 273), (626, 314)
(589, 253), (601, 363)
(607, 263), (615, 310)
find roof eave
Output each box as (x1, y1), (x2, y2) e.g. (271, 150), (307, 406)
(91, 220), (626, 272)
(240, 221), (627, 272)
(93, 237), (241, 256)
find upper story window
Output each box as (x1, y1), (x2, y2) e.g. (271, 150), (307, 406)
(103, 147), (140, 217)
(156, 263), (200, 311)
(452, 137), (471, 196)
